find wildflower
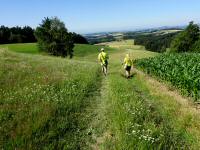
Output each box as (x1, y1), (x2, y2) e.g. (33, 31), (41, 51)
(132, 130), (136, 134)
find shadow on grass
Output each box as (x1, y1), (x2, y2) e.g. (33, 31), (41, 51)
(120, 72), (137, 79)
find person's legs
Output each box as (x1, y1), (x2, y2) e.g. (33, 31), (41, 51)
(101, 65), (104, 74)
(101, 61), (108, 76)
(101, 63), (106, 75)
(125, 70), (129, 78)
(125, 66), (131, 78)
(103, 61), (108, 76)
(103, 65), (107, 76)
(128, 70), (131, 78)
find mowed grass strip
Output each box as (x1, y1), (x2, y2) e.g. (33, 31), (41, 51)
(73, 44), (116, 63)
(0, 43), (115, 58)
(0, 49), (101, 149)
(0, 43), (39, 54)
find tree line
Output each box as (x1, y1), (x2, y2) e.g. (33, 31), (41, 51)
(0, 18), (89, 57)
(134, 32), (181, 53)
(170, 21), (200, 53)
(0, 26), (36, 44)
(134, 22), (200, 53)
(0, 25), (88, 45)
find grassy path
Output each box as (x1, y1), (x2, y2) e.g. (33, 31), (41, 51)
(103, 51), (189, 149)
(81, 42), (200, 149)
(1, 41), (200, 149)
(135, 69), (200, 146)
(87, 78), (110, 149)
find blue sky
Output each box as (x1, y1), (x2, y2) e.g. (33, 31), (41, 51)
(0, 0), (200, 33)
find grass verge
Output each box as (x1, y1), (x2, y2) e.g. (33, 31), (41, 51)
(103, 73), (194, 149)
(0, 49), (101, 149)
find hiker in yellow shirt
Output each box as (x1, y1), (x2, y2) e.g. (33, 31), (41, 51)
(98, 48), (109, 76)
(123, 54), (133, 78)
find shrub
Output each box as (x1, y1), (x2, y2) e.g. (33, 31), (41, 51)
(191, 39), (200, 52)
(34, 17), (74, 57)
(170, 22), (200, 52)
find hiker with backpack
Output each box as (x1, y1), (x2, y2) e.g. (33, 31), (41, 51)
(98, 48), (109, 76)
(123, 53), (133, 78)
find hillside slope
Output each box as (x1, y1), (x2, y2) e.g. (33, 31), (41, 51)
(1, 41), (200, 149)
(0, 48), (102, 149)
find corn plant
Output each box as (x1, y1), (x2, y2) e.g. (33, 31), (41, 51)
(135, 53), (200, 100)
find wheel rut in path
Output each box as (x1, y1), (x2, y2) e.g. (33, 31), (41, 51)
(86, 77), (112, 150)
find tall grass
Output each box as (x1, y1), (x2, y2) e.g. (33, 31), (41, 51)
(104, 73), (192, 149)
(0, 49), (101, 149)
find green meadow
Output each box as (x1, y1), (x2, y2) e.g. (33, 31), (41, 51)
(1, 40), (200, 149)
(0, 43), (39, 54)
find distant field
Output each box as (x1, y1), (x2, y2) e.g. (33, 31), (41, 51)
(74, 44), (114, 58)
(142, 29), (182, 36)
(85, 29), (183, 44)
(0, 43), (39, 54)
(97, 40), (144, 50)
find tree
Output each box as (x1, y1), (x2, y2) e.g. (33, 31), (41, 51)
(21, 26), (36, 43)
(133, 32), (179, 53)
(34, 17), (74, 57)
(0, 26), (10, 44)
(170, 21), (200, 52)
(71, 32), (88, 44)
(191, 38), (200, 52)
(9, 33), (23, 43)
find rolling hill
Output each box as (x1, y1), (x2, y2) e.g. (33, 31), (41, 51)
(1, 41), (200, 149)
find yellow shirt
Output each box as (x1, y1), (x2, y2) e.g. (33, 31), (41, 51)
(124, 57), (132, 66)
(98, 52), (109, 64)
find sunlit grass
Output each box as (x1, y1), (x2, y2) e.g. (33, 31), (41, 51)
(0, 49), (101, 149)
(104, 73), (191, 149)
(1, 40), (200, 149)
(0, 43), (39, 54)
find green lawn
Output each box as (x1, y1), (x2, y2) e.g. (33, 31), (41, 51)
(74, 44), (100, 57)
(0, 43), (39, 54)
(0, 43), (114, 57)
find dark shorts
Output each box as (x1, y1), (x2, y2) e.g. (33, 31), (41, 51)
(103, 60), (108, 67)
(125, 66), (131, 71)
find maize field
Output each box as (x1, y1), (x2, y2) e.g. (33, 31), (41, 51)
(135, 53), (200, 100)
